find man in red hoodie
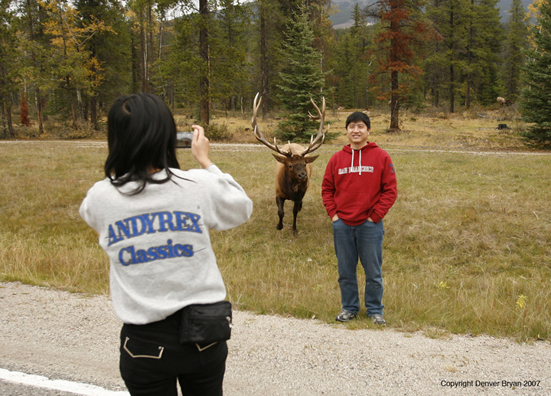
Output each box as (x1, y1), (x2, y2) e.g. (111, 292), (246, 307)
(322, 112), (397, 324)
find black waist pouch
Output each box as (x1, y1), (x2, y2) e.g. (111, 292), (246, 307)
(179, 301), (232, 347)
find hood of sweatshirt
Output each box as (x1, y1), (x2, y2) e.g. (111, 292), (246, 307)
(342, 142), (379, 176)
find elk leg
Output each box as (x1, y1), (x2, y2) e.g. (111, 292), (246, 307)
(276, 196), (285, 230)
(291, 199), (302, 235)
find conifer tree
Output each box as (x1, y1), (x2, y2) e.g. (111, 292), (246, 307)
(0, 0), (19, 137)
(210, 0), (251, 111)
(470, 0), (503, 106)
(18, 0), (50, 135)
(329, 4), (372, 109)
(502, 0), (528, 100)
(75, 0), (132, 129)
(425, 0), (470, 113)
(41, 0), (113, 128)
(277, 4), (326, 142)
(365, 0), (434, 130)
(520, 0), (551, 148)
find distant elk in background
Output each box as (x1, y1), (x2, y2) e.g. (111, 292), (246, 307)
(251, 93), (327, 235)
(497, 97), (514, 106)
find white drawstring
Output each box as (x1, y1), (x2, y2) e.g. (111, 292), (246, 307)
(351, 149), (363, 175)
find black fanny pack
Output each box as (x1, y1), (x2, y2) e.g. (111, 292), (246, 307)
(179, 301), (232, 350)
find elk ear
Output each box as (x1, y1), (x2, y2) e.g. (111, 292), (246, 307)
(272, 153), (287, 164)
(303, 155), (319, 164)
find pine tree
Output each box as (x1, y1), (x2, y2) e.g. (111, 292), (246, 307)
(41, 0), (113, 128)
(0, 0), (20, 137)
(18, 0), (50, 135)
(75, 0), (132, 129)
(502, 0), (528, 101)
(329, 4), (373, 109)
(425, 0), (471, 113)
(366, 0), (434, 130)
(520, 0), (551, 148)
(277, 4), (326, 142)
(210, 0), (251, 111)
(470, 0), (503, 106)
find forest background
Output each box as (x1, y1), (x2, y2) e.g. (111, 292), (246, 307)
(0, 0), (541, 143)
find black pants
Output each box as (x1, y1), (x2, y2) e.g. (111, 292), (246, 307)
(120, 312), (227, 396)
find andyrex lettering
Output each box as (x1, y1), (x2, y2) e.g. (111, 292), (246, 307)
(108, 211), (202, 246)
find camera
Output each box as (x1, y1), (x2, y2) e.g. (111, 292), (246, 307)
(176, 132), (193, 148)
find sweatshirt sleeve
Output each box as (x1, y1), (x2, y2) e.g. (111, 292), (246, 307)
(321, 156), (337, 218)
(79, 181), (103, 233)
(203, 164), (253, 231)
(370, 155), (397, 223)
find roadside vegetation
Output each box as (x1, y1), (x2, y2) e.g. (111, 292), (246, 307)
(1, 108), (549, 343)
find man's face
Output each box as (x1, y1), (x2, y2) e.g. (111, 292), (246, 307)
(346, 121), (370, 148)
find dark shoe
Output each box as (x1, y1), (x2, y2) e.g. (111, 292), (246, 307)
(369, 314), (386, 326)
(335, 310), (357, 322)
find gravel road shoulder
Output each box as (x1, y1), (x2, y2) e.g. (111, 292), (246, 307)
(0, 282), (549, 395)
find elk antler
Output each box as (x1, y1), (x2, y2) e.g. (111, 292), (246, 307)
(302, 97), (327, 156)
(251, 93), (290, 156)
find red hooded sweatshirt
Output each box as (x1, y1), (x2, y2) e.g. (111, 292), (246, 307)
(322, 142), (397, 225)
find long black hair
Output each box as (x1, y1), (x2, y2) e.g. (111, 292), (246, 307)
(104, 93), (181, 195)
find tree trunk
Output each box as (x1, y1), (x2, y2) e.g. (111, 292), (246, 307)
(147, 0), (153, 92)
(76, 88), (84, 122)
(449, 8), (455, 113)
(2, 100), (15, 138)
(260, 2), (269, 119)
(450, 63), (455, 113)
(389, 71), (400, 131)
(36, 88), (44, 135)
(465, 0), (474, 109)
(140, 15), (147, 92)
(90, 96), (98, 130)
(199, 0), (210, 124)
(388, 7), (400, 132)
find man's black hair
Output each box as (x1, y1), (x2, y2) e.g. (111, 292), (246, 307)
(345, 112), (371, 129)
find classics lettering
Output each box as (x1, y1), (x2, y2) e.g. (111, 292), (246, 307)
(119, 240), (194, 266)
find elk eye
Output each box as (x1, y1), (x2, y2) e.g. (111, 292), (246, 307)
(288, 164), (293, 169)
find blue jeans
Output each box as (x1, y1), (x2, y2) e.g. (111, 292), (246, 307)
(332, 218), (385, 316)
(120, 312), (227, 396)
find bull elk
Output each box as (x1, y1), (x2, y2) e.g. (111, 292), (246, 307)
(251, 93), (326, 234)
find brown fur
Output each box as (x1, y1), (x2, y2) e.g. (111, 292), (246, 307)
(251, 93), (326, 235)
(273, 143), (318, 234)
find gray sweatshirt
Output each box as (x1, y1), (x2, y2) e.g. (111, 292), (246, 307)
(79, 165), (253, 324)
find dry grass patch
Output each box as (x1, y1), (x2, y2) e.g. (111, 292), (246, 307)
(1, 117), (550, 341)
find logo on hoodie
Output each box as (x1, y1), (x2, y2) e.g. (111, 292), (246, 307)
(338, 166), (374, 175)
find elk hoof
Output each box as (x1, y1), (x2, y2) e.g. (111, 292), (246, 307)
(276, 224), (283, 230)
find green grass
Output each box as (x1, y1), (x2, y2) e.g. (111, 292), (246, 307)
(1, 140), (550, 342)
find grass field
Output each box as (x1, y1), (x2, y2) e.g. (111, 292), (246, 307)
(1, 108), (550, 342)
